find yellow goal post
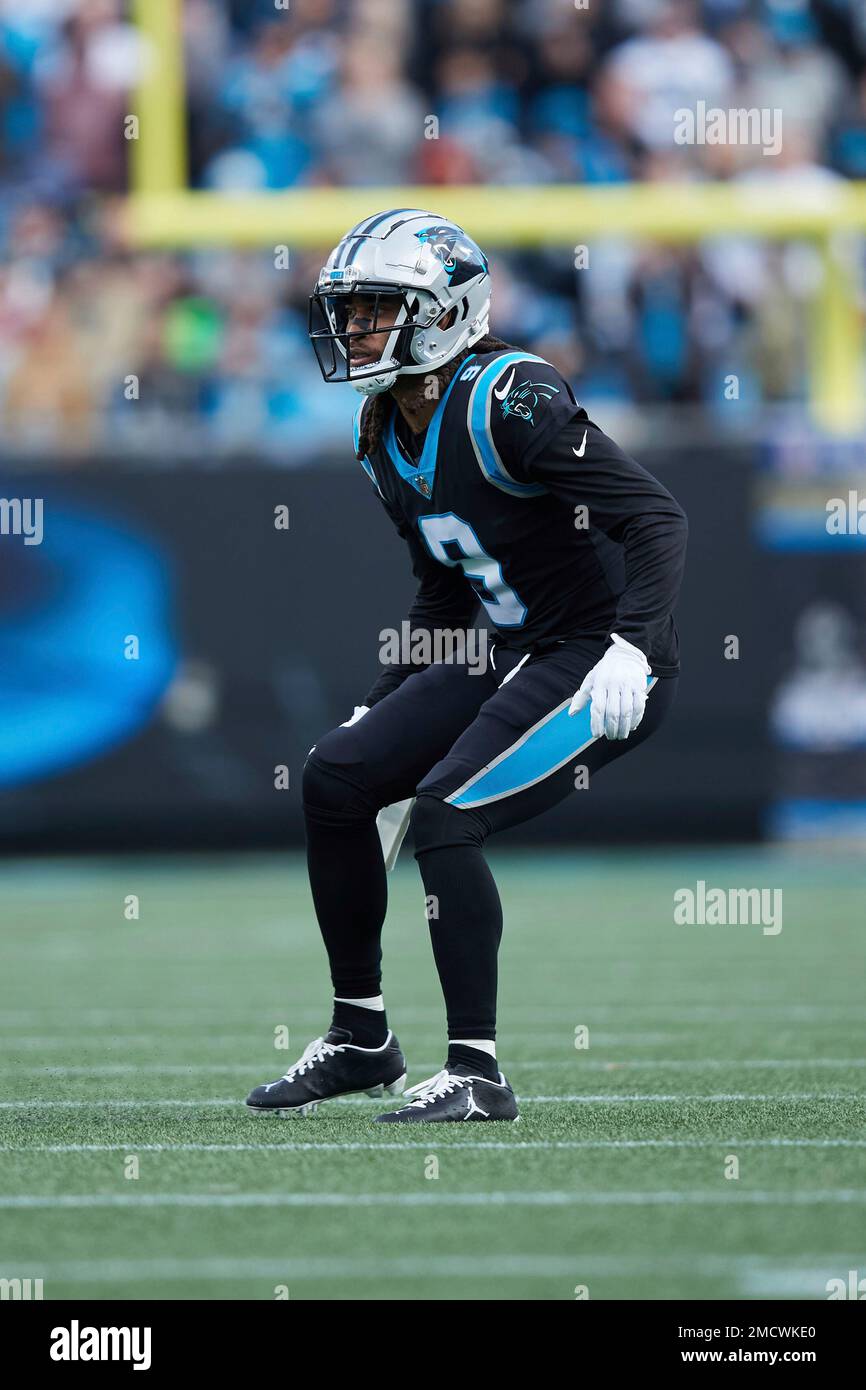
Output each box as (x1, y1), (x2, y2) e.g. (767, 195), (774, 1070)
(128, 0), (865, 434)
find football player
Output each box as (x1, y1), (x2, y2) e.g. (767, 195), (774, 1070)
(246, 209), (688, 1122)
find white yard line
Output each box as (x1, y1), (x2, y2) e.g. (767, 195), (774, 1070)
(3, 1137), (865, 1154)
(4, 1059), (866, 1077)
(2, 1189), (866, 1210)
(0, 1091), (863, 1109)
(9, 1252), (866, 1285)
(1, 1004), (864, 1020)
(558, 1059), (866, 1069)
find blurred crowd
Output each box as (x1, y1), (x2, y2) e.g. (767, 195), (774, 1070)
(1, 0), (866, 459)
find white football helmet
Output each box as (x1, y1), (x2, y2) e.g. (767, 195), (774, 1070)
(309, 208), (491, 395)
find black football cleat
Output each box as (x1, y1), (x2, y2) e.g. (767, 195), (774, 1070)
(245, 1028), (406, 1116)
(374, 1063), (518, 1123)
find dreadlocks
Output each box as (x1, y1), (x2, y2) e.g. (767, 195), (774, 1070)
(356, 334), (515, 462)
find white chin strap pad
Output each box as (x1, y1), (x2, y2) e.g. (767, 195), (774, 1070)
(353, 371), (397, 396)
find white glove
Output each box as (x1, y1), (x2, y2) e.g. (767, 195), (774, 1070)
(569, 635), (651, 741)
(340, 704), (370, 727)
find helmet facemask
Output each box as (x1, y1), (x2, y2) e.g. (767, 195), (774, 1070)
(309, 276), (487, 396)
(308, 285), (412, 391)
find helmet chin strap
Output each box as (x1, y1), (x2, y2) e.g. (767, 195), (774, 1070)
(353, 369), (397, 396)
(353, 311), (486, 397)
(349, 294), (485, 395)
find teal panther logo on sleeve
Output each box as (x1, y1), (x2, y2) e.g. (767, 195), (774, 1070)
(500, 378), (559, 426)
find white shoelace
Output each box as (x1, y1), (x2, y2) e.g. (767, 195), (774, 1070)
(400, 1069), (468, 1109)
(281, 1036), (339, 1082)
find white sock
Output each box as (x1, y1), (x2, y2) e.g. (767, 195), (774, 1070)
(334, 994), (384, 1011)
(451, 1038), (497, 1059)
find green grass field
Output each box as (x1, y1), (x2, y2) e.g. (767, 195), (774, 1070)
(1, 847), (864, 1302)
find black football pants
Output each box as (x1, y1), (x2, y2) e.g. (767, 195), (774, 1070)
(303, 638), (677, 1039)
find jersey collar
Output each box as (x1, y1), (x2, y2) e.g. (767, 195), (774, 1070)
(383, 354), (476, 499)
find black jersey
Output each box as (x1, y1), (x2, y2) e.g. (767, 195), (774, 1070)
(355, 348), (688, 706)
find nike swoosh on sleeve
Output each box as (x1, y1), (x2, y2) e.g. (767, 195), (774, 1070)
(493, 366), (516, 400)
(572, 429), (588, 458)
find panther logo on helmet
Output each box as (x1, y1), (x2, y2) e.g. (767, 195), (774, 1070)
(415, 225), (489, 285)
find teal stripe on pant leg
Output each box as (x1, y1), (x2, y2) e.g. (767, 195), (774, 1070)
(446, 675), (656, 810)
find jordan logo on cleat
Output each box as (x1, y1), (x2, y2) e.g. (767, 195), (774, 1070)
(464, 1087), (489, 1120)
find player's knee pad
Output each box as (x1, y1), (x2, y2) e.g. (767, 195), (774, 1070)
(411, 792), (487, 857)
(302, 731), (378, 827)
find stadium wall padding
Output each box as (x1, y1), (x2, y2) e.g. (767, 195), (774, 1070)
(0, 448), (775, 850)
